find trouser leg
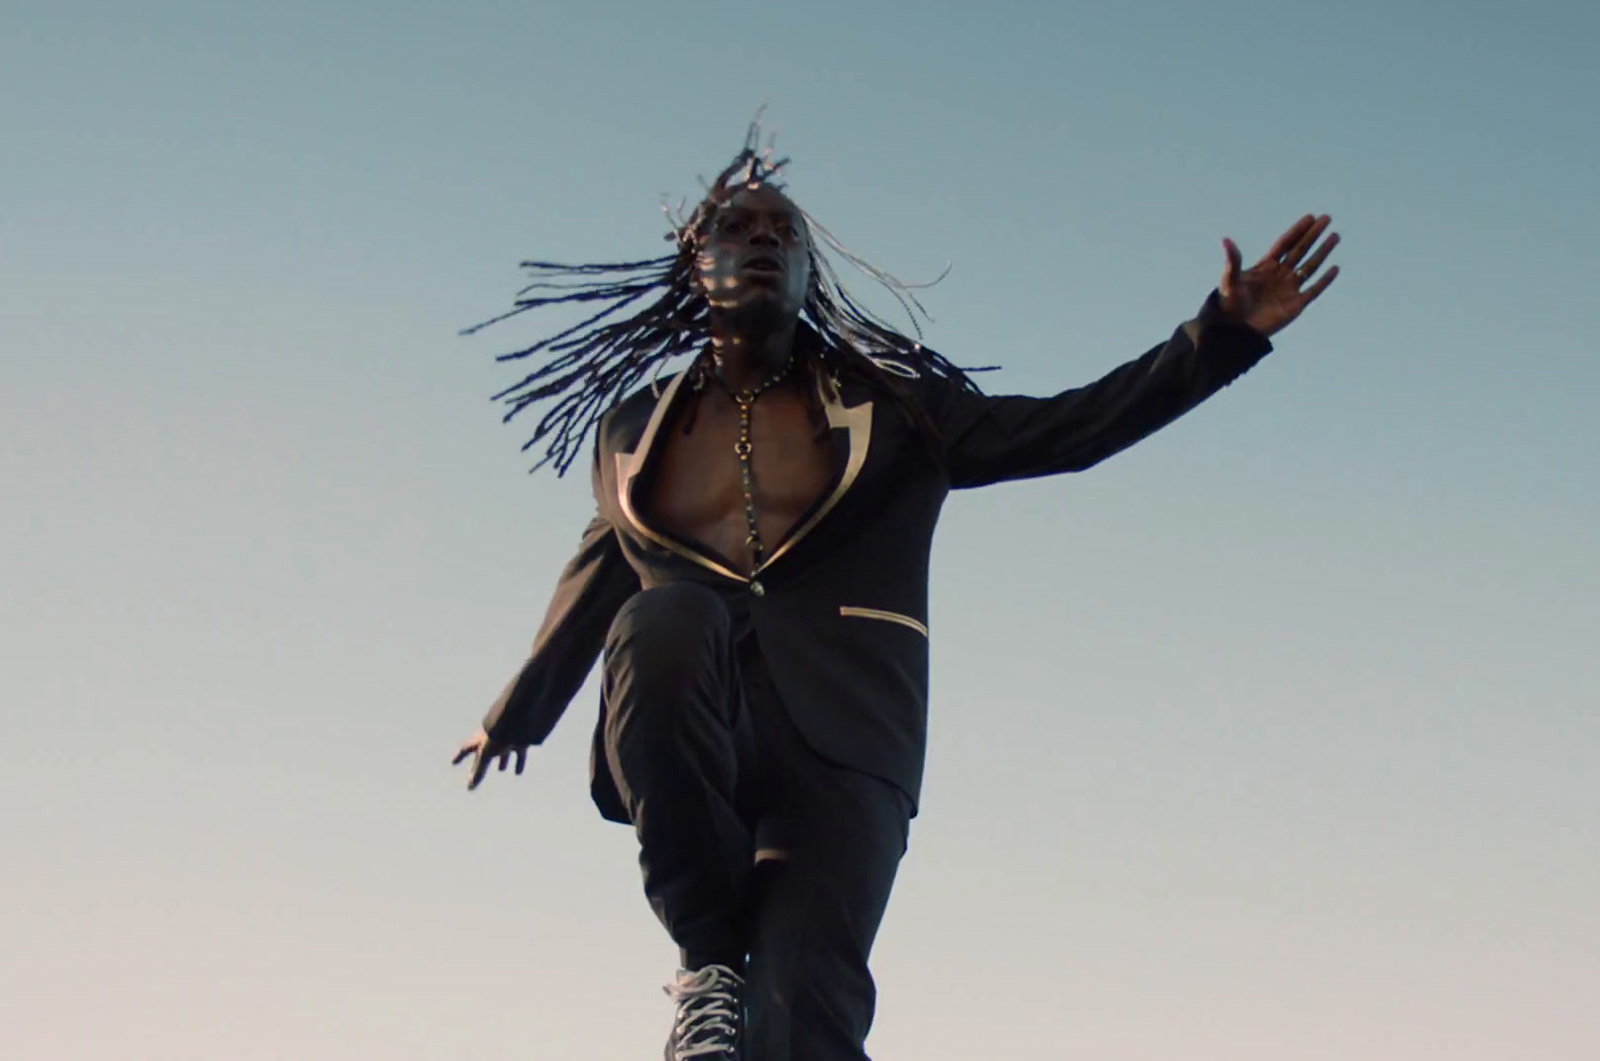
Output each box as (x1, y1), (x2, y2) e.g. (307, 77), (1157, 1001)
(602, 583), (757, 971)
(739, 649), (913, 1061)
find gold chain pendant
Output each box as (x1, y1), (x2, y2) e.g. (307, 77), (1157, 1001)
(711, 351), (795, 572)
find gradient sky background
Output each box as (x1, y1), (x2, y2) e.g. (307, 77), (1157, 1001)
(4, 1), (1597, 1058)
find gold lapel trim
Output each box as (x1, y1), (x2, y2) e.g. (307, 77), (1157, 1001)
(614, 366), (874, 582)
(753, 373), (872, 574)
(616, 371), (750, 584)
(839, 606), (929, 638)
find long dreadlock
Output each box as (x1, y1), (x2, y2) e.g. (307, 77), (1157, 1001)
(463, 122), (990, 475)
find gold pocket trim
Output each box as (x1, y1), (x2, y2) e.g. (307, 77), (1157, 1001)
(838, 606), (929, 638)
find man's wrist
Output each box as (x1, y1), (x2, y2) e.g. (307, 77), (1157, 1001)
(1199, 289), (1270, 340)
(1181, 289), (1274, 381)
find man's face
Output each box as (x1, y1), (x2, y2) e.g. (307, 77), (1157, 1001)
(695, 185), (811, 323)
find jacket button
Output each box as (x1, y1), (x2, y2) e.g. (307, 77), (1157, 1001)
(750, 580), (766, 597)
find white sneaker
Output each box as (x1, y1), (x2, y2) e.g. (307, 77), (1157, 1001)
(662, 963), (744, 1061)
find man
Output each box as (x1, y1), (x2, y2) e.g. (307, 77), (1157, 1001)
(452, 132), (1339, 1061)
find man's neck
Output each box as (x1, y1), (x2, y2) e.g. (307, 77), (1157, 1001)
(709, 321), (797, 393)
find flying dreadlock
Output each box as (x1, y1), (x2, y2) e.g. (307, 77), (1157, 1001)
(462, 122), (990, 475)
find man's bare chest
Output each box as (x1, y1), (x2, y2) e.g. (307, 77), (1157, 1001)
(644, 389), (837, 567)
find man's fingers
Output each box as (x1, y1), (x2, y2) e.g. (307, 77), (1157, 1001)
(1221, 238), (1243, 298)
(1296, 232), (1340, 282)
(1263, 214), (1316, 262)
(452, 731), (526, 789)
(1301, 264), (1339, 303)
(1222, 237), (1243, 277)
(1282, 215), (1330, 267)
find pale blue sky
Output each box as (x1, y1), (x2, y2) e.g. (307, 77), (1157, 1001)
(4, 2), (1596, 1059)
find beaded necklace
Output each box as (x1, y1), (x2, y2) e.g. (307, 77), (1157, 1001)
(710, 350), (797, 569)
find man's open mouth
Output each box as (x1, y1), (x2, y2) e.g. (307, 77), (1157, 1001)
(741, 255), (784, 275)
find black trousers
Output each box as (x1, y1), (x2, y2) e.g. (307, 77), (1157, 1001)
(601, 583), (912, 1061)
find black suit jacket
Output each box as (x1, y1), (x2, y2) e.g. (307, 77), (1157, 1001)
(482, 292), (1273, 822)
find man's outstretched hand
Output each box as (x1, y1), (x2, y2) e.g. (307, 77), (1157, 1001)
(1219, 214), (1341, 338)
(451, 726), (527, 791)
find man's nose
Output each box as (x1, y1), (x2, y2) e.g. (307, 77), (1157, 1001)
(748, 220), (780, 246)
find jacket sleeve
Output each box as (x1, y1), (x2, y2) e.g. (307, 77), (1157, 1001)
(924, 291), (1274, 489)
(480, 465), (641, 746)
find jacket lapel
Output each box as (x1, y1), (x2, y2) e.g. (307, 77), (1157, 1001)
(615, 371), (749, 583)
(613, 365), (875, 580)
(754, 371), (873, 572)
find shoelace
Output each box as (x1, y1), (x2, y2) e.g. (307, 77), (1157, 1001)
(663, 964), (743, 1060)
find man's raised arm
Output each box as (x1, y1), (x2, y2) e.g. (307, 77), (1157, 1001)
(923, 214), (1339, 489)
